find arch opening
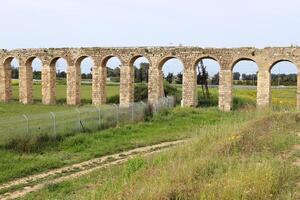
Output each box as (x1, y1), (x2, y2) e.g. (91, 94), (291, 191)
(232, 59), (258, 109)
(270, 60), (298, 108)
(159, 57), (184, 104)
(131, 56), (150, 102)
(3, 57), (19, 101)
(51, 57), (68, 104)
(75, 56), (94, 104)
(102, 56), (122, 104)
(26, 57), (42, 102)
(194, 58), (220, 107)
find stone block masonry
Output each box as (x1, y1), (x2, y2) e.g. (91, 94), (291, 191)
(0, 47), (299, 111)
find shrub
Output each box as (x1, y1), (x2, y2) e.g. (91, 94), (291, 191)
(163, 81), (181, 104)
(134, 83), (148, 101)
(107, 94), (119, 104)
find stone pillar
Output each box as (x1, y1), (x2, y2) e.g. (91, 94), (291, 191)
(42, 65), (56, 105)
(0, 62), (12, 102)
(218, 69), (232, 111)
(19, 64), (33, 104)
(148, 64), (161, 105)
(67, 64), (81, 105)
(297, 72), (300, 109)
(120, 65), (134, 107)
(92, 66), (107, 105)
(257, 70), (271, 108)
(159, 70), (164, 98)
(182, 64), (197, 107)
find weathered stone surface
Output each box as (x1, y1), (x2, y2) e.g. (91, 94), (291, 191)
(0, 46), (299, 110)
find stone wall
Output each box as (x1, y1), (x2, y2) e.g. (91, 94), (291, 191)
(0, 47), (299, 110)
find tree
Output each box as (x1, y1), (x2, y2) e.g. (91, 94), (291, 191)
(11, 67), (19, 79)
(57, 71), (67, 78)
(134, 66), (141, 82)
(176, 72), (183, 84)
(33, 70), (41, 80)
(211, 73), (219, 85)
(166, 73), (174, 84)
(197, 60), (210, 98)
(139, 62), (149, 82)
(233, 72), (240, 80)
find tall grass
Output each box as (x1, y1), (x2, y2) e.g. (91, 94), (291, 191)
(23, 109), (300, 200)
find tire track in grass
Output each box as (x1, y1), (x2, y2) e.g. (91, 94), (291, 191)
(0, 139), (190, 200)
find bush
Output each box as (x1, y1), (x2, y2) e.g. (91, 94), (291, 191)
(4, 134), (63, 153)
(110, 77), (120, 82)
(163, 81), (181, 104)
(107, 94), (119, 104)
(106, 82), (179, 104)
(134, 83), (148, 102)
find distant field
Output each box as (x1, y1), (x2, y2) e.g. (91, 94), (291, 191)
(0, 84), (120, 116)
(0, 83), (297, 117)
(11, 84), (120, 104)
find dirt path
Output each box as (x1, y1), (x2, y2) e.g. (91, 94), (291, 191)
(0, 139), (189, 200)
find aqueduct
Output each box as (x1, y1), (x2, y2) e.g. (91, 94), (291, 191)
(0, 46), (300, 111)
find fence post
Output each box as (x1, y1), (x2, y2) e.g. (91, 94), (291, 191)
(75, 108), (81, 130)
(50, 112), (56, 138)
(22, 114), (29, 135)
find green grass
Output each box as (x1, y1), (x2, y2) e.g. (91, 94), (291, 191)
(0, 84), (299, 199)
(21, 109), (300, 200)
(12, 84), (120, 104)
(0, 107), (232, 184)
(0, 84), (120, 116)
(1, 84), (297, 117)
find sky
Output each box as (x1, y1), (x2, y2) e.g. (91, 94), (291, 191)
(2, 0), (300, 75)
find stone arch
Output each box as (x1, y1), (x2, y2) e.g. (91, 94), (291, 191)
(129, 55), (150, 102)
(193, 56), (220, 68)
(101, 55), (123, 68)
(42, 57), (69, 105)
(194, 56), (221, 107)
(230, 57), (257, 71)
(157, 56), (184, 104)
(129, 55), (151, 67)
(49, 56), (69, 68)
(269, 59), (297, 72)
(158, 55), (183, 70)
(74, 55), (95, 104)
(98, 55), (123, 105)
(23, 56), (43, 103)
(231, 58), (259, 109)
(0, 57), (18, 102)
(269, 59), (299, 108)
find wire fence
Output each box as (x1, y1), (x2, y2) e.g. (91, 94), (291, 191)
(0, 96), (175, 146)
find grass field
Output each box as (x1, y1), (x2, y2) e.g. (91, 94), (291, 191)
(0, 83), (299, 199)
(0, 84), (297, 117)
(20, 107), (300, 200)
